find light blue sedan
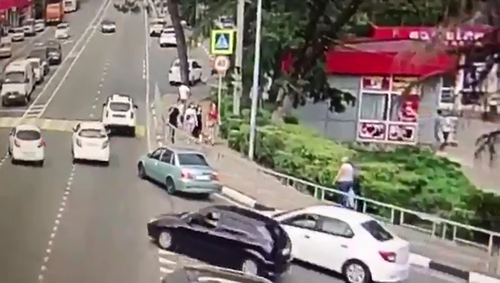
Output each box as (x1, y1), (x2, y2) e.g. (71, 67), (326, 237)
(137, 146), (222, 197)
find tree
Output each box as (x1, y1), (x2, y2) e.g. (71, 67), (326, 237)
(167, 0), (190, 85)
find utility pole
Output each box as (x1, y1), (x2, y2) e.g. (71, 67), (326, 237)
(232, 0), (244, 115)
(247, 0), (262, 160)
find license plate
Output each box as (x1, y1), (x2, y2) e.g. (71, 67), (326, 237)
(196, 175), (211, 181)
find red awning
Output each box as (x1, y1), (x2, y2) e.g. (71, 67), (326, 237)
(325, 39), (456, 76)
(0, 0), (31, 12)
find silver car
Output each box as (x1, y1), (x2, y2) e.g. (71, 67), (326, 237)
(34, 19), (45, 32)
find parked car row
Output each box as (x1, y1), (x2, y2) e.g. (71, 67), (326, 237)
(1, 40), (62, 107)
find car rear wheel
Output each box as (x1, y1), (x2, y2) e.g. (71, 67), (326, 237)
(165, 177), (176, 194)
(342, 260), (371, 283)
(137, 163), (146, 179)
(158, 230), (174, 250)
(241, 258), (259, 275)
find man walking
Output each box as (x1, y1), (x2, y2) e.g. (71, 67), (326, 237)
(166, 103), (181, 144)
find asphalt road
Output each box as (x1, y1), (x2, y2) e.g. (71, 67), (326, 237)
(0, 4), (465, 283)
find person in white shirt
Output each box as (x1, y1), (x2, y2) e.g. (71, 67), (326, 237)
(178, 84), (190, 102)
(334, 156), (355, 208)
(184, 104), (198, 142)
(437, 109), (457, 150)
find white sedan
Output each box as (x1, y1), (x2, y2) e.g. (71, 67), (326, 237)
(273, 205), (410, 283)
(55, 23), (70, 39)
(168, 58), (202, 86)
(71, 122), (110, 165)
(34, 19), (45, 32)
(8, 124), (45, 166)
(11, 27), (25, 42)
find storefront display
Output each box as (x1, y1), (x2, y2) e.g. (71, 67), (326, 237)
(357, 76), (420, 144)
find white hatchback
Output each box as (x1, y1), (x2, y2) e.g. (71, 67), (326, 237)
(101, 94), (138, 136)
(168, 58), (202, 85)
(159, 26), (176, 47)
(71, 122), (110, 165)
(55, 23), (70, 39)
(11, 27), (25, 42)
(35, 19), (45, 32)
(274, 205), (410, 283)
(8, 124), (45, 166)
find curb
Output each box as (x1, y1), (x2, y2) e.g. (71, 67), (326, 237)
(219, 185), (500, 283)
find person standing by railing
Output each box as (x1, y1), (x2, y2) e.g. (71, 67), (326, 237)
(334, 156), (355, 208)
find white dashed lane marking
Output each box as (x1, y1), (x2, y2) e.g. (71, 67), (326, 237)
(90, 60), (110, 118)
(157, 248), (203, 280)
(37, 164), (76, 282)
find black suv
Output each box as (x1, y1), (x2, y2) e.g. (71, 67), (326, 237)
(148, 205), (292, 279)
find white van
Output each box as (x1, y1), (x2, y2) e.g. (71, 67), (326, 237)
(26, 57), (44, 84)
(1, 60), (35, 106)
(0, 38), (12, 58)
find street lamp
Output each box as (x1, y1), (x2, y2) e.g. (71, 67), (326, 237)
(247, 0), (262, 160)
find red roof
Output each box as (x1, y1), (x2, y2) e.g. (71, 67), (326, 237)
(325, 39), (456, 76)
(0, 0), (32, 12)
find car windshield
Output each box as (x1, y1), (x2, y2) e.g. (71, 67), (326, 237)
(0, 42), (10, 48)
(14, 28), (23, 33)
(57, 24), (68, 29)
(30, 61), (40, 68)
(172, 61), (180, 67)
(102, 20), (114, 25)
(47, 46), (59, 53)
(163, 28), (174, 34)
(4, 72), (25, 84)
(16, 130), (41, 141)
(151, 19), (166, 25)
(361, 220), (394, 242)
(35, 19), (44, 24)
(79, 129), (106, 138)
(24, 19), (34, 25)
(177, 153), (209, 166)
(109, 102), (131, 112)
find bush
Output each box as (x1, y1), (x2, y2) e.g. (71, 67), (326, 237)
(214, 86), (500, 239)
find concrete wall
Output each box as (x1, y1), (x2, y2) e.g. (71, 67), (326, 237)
(294, 75), (359, 142)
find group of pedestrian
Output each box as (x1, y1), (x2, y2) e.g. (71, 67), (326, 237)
(166, 84), (219, 145)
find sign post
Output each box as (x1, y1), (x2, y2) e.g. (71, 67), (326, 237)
(213, 56), (231, 123)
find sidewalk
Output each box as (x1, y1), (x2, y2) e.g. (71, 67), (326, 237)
(156, 93), (499, 280)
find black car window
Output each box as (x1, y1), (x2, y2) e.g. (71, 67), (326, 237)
(177, 153), (208, 166)
(16, 130), (41, 141)
(160, 149), (173, 163)
(192, 61), (202, 69)
(361, 220), (393, 242)
(219, 211), (273, 241)
(150, 148), (164, 160)
(282, 214), (319, 230)
(319, 217), (354, 238)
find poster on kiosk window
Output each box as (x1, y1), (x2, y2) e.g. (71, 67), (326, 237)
(357, 76), (419, 144)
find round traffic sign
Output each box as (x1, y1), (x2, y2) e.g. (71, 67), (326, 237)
(213, 56), (231, 73)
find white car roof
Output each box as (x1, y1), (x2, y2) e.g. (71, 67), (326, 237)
(108, 94), (132, 102)
(300, 205), (374, 225)
(172, 58), (197, 67)
(57, 23), (69, 28)
(16, 124), (41, 132)
(79, 121), (105, 130)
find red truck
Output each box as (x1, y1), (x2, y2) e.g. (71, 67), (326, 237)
(46, 1), (64, 24)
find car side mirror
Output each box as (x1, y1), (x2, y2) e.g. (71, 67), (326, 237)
(24, 78), (29, 83)
(102, 103), (106, 107)
(134, 104), (138, 109)
(72, 127), (77, 132)
(106, 129), (111, 134)
(146, 153), (152, 158)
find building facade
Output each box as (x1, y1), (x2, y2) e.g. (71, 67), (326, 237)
(0, 0), (33, 28)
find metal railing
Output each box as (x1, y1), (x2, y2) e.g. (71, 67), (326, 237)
(257, 167), (500, 254)
(154, 95), (500, 255)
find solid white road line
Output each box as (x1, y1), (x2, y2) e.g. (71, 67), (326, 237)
(21, 0), (112, 119)
(144, 8), (152, 151)
(159, 257), (176, 265)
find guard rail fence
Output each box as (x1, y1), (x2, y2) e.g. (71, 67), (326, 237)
(157, 104), (500, 256)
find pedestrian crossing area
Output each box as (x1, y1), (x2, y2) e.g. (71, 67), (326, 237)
(0, 117), (146, 137)
(158, 248), (201, 278)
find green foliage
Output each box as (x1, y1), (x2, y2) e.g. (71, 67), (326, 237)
(215, 84), (500, 239)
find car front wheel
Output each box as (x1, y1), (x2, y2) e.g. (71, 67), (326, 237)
(137, 163), (146, 179)
(158, 230), (175, 250)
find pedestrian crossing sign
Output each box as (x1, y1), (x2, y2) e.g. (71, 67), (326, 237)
(210, 29), (235, 55)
